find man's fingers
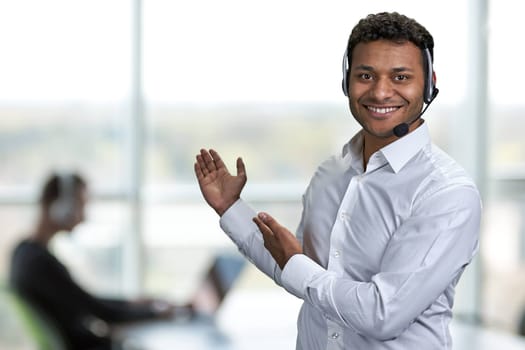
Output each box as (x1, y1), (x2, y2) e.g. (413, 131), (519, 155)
(195, 154), (207, 176)
(209, 149), (227, 170)
(257, 212), (282, 234)
(253, 216), (276, 252)
(197, 149), (243, 177)
(253, 216), (276, 245)
(194, 161), (203, 179)
(253, 216), (271, 235)
(200, 149), (217, 172)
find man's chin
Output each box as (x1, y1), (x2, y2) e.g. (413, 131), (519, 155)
(363, 126), (396, 139)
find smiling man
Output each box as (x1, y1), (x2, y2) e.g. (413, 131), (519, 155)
(195, 12), (481, 350)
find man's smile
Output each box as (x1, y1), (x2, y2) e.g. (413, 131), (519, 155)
(364, 105), (402, 118)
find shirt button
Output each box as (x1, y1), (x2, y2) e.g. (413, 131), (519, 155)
(333, 250), (340, 258)
(331, 332), (339, 339)
(340, 212), (347, 220)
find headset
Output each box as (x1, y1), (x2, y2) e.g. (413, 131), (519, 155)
(49, 173), (77, 226)
(341, 45), (438, 103)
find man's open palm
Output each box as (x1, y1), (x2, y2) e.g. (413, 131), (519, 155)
(194, 149), (247, 216)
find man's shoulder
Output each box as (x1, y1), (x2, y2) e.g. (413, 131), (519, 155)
(11, 240), (56, 274)
(414, 144), (479, 198)
(427, 144), (475, 181)
(13, 239), (47, 258)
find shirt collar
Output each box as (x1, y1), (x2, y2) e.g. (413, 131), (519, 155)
(342, 122), (431, 174)
(379, 122), (431, 173)
(342, 131), (365, 173)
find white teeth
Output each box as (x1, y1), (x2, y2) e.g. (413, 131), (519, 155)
(367, 106), (398, 114)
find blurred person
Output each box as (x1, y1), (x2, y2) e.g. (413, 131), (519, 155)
(9, 172), (177, 350)
(195, 12), (482, 350)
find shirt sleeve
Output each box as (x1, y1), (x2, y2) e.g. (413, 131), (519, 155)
(280, 184), (481, 341)
(219, 199), (283, 285)
(90, 298), (156, 322)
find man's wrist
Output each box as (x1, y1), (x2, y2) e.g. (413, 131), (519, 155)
(280, 252), (302, 270)
(216, 197), (240, 216)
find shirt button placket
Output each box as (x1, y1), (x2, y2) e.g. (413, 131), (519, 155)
(326, 320), (343, 350)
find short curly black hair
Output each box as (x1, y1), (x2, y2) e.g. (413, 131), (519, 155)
(345, 12), (434, 68)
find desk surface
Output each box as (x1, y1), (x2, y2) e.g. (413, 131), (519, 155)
(115, 289), (525, 350)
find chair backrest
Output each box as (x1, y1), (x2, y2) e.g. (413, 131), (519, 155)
(2, 284), (67, 350)
(0, 283), (36, 350)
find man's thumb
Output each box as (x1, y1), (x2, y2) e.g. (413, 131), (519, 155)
(236, 157), (247, 178)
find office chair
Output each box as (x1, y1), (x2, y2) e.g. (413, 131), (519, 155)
(1, 283), (66, 350)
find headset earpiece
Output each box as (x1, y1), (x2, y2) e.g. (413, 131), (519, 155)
(49, 173), (77, 226)
(422, 47), (437, 104)
(341, 47), (350, 97)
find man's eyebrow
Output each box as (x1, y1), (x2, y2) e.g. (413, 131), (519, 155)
(353, 65), (416, 73)
(392, 67), (415, 73)
(353, 64), (374, 71)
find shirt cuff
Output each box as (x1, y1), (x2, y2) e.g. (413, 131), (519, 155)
(281, 253), (325, 299)
(219, 199), (258, 247)
(219, 199), (286, 284)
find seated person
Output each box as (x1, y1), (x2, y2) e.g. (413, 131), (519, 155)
(9, 172), (183, 350)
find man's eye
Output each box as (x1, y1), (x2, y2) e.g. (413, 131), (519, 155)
(360, 73), (372, 80)
(394, 75), (409, 81)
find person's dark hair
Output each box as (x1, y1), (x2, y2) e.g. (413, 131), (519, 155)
(346, 12), (434, 68)
(39, 172), (86, 207)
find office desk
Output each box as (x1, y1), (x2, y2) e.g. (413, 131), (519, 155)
(115, 289), (525, 350)
(115, 289), (299, 350)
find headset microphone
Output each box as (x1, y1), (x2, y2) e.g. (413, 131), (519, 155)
(392, 122), (410, 138)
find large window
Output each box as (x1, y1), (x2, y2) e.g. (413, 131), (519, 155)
(0, 0), (523, 342)
(482, 0), (525, 332)
(0, 0), (134, 296)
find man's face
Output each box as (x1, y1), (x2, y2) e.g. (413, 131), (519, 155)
(347, 39), (426, 139)
(63, 186), (88, 232)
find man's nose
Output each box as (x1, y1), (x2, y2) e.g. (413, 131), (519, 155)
(370, 78), (394, 101)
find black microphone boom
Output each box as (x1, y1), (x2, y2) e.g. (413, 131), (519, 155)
(392, 88), (439, 138)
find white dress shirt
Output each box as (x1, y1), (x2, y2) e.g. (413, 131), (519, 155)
(219, 123), (481, 350)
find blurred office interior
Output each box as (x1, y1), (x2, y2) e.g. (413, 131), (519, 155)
(1, 0), (525, 349)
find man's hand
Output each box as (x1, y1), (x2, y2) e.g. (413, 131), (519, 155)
(253, 212), (303, 270)
(148, 299), (176, 319)
(194, 149), (247, 216)
(131, 298), (176, 319)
